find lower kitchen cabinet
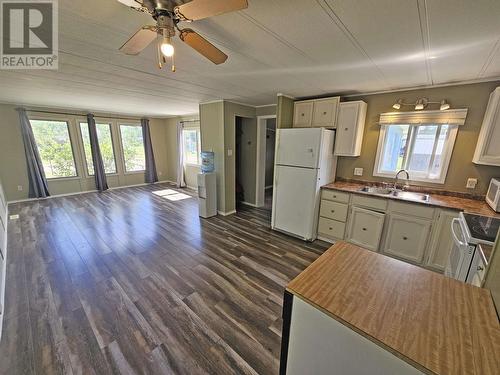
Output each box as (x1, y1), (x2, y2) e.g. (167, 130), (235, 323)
(426, 209), (460, 271)
(382, 213), (432, 264)
(318, 217), (346, 239)
(346, 206), (385, 251)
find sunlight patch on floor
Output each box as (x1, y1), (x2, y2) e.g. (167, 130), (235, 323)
(153, 189), (191, 201)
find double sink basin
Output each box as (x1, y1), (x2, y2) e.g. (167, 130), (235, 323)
(358, 186), (430, 203)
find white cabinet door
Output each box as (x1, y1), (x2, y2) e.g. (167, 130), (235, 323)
(473, 87), (500, 165)
(382, 213), (431, 264)
(276, 128), (322, 168)
(426, 209), (460, 271)
(347, 206), (385, 251)
(312, 98), (339, 128)
(334, 101), (367, 156)
(293, 101), (313, 128)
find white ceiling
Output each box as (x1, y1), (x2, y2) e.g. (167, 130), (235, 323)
(1, 0), (499, 117)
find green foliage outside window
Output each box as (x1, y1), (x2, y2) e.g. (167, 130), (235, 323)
(120, 125), (145, 172)
(30, 120), (77, 178)
(80, 123), (117, 175)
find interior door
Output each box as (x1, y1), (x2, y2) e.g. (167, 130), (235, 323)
(276, 128), (322, 168)
(273, 165), (318, 240)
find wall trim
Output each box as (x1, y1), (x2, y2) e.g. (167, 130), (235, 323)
(277, 93), (296, 100)
(217, 210), (236, 216)
(0, 204), (7, 342)
(239, 201), (259, 208)
(6, 180), (176, 204)
(255, 104), (277, 108)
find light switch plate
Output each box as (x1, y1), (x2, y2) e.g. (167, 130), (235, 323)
(227, 149), (233, 156)
(354, 168), (363, 176)
(9, 214), (19, 220)
(466, 178), (477, 189)
(17, 185), (23, 191)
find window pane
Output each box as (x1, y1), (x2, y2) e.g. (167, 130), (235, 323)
(30, 120), (77, 178)
(380, 125), (409, 172)
(80, 123), (116, 175)
(408, 125), (438, 173)
(183, 130), (199, 165)
(430, 125), (449, 178)
(120, 125), (145, 172)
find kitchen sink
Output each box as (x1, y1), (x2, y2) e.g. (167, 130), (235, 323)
(391, 190), (430, 202)
(358, 186), (392, 195)
(358, 186), (430, 202)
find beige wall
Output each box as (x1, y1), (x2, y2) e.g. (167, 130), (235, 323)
(256, 104), (277, 117)
(337, 81), (500, 195)
(0, 104), (177, 201)
(276, 95), (294, 129)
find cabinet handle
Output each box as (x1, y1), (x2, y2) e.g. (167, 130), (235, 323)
(344, 127), (348, 131)
(362, 227), (367, 231)
(403, 236), (408, 240)
(329, 227), (333, 230)
(331, 210), (335, 213)
(323, 111), (327, 115)
(332, 195), (337, 198)
(301, 113), (305, 117)
(477, 265), (484, 271)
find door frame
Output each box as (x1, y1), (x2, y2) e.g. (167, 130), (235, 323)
(255, 115), (276, 207)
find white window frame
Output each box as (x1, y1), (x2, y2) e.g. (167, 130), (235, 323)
(118, 123), (145, 174)
(29, 116), (80, 180)
(182, 128), (201, 167)
(78, 121), (118, 177)
(373, 123), (459, 184)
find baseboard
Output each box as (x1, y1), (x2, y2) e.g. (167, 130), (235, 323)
(217, 210), (236, 216)
(265, 185), (273, 190)
(7, 180), (177, 204)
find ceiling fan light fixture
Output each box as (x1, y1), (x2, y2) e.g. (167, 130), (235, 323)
(160, 36), (175, 57)
(392, 99), (403, 110)
(440, 100), (450, 111)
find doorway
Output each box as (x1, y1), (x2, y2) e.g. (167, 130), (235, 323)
(255, 115), (277, 210)
(235, 116), (257, 209)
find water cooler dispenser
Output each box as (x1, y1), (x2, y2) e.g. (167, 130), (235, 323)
(198, 152), (216, 218)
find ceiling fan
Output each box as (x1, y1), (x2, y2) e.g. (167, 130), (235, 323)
(117, 0), (248, 72)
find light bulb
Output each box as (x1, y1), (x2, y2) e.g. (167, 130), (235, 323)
(161, 38), (174, 57)
(392, 99), (402, 110)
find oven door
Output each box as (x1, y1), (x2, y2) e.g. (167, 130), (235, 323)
(445, 218), (471, 281)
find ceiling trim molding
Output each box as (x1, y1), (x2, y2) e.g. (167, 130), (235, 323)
(255, 104), (277, 108)
(417, 0), (434, 85)
(341, 77), (500, 98)
(277, 93), (296, 100)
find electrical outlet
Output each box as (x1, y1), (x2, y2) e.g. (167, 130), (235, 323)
(466, 178), (477, 189)
(227, 149), (233, 156)
(354, 168), (363, 176)
(17, 185), (23, 191)
(158, 171), (162, 176)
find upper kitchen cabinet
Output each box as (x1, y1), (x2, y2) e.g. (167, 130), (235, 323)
(334, 101), (367, 157)
(293, 96), (340, 128)
(473, 86), (500, 166)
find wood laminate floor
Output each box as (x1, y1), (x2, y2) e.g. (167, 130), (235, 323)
(0, 183), (329, 375)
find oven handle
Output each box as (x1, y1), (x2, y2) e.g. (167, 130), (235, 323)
(451, 218), (466, 247)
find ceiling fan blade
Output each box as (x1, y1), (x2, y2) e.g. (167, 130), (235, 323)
(175, 0), (248, 21)
(117, 0), (143, 9)
(119, 27), (157, 55)
(179, 29), (228, 65)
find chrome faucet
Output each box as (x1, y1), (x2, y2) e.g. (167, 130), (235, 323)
(394, 169), (410, 191)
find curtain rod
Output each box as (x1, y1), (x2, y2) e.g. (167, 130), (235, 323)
(180, 119), (200, 123)
(25, 109), (145, 121)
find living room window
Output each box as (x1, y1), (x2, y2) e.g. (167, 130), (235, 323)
(119, 124), (145, 172)
(79, 122), (117, 175)
(30, 119), (78, 179)
(182, 128), (201, 165)
(374, 123), (458, 184)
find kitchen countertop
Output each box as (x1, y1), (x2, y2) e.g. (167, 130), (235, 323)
(287, 241), (500, 375)
(322, 181), (499, 217)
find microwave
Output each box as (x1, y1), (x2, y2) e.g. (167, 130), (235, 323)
(486, 178), (500, 212)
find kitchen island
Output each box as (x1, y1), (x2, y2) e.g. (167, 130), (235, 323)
(280, 241), (500, 375)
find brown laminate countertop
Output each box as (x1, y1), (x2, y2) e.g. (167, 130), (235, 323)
(322, 181), (499, 217)
(287, 242), (500, 375)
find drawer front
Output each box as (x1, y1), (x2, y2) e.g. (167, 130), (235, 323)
(389, 200), (435, 219)
(318, 217), (345, 240)
(312, 98), (338, 127)
(382, 214), (431, 264)
(320, 200), (348, 222)
(347, 207), (385, 252)
(321, 189), (350, 203)
(351, 194), (387, 211)
(293, 101), (313, 127)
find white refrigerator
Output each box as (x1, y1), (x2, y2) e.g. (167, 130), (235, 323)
(271, 128), (337, 241)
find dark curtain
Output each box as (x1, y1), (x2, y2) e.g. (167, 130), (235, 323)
(17, 108), (50, 198)
(141, 118), (158, 183)
(87, 113), (108, 191)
